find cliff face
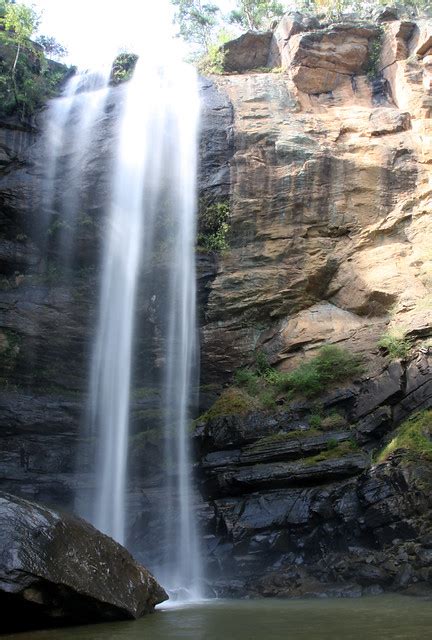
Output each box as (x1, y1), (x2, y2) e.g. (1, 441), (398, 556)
(196, 13), (432, 597)
(0, 11), (432, 598)
(201, 15), (432, 383)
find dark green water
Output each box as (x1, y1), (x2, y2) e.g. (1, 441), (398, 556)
(4, 596), (432, 639)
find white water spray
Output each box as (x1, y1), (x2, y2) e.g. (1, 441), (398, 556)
(87, 49), (202, 595)
(43, 3), (202, 597)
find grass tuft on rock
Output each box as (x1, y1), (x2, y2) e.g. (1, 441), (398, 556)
(377, 410), (432, 463)
(378, 330), (411, 360)
(277, 345), (364, 398)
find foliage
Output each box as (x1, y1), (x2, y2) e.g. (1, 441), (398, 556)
(172, 0), (220, 51)
(0, 329), (20, 373)
(35, 35), (67, 61)
(296, 0), (431, 18)
(309, 413), (322, 428)
(258, 389), (277, 409)
(195, 40), (226, 74)
(197, 199), (230, 252)
(304, 439), (359, 465)
(234, 368), (260, 395)
(321, 410), (347, 430)
(0, 2), (70, 119)
(200, 387), (257, 421)
(3, 2), (39, 42)
(366, 30), (383, 78)
(110, 52), (139, 85)
(255, 349), (271, 375)
(228, 0), (285, 31)
(377, 410), (432, 463)
(378, 330), (411, 360)
(232, 345), (363, 419)
(278, 346), (364, 398)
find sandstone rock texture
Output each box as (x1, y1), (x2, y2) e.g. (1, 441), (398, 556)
(0, 492), (167, 632)
(202, 14), (432, 384)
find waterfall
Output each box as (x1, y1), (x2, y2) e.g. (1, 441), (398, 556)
(42, 8), (202, 599)
(86, 55), (202, 595)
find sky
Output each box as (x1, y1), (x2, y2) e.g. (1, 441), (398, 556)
(21, 0), (240, 68)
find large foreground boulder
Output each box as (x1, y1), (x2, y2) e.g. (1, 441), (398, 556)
(0, 492), (167, 632)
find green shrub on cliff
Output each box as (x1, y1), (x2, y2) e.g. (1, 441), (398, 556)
(0, 1), (71, 119)
(377, 410), (432, 463)
(278, 345), (364, 398)
(197, 200), (230, 252)
(234, 345), (364, 406)
(110, 52), (138, 85)
(378, 330), (411, 360)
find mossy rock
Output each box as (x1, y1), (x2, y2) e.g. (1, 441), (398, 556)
(304, 439), (359, 466)
(377, 410), (432, 463)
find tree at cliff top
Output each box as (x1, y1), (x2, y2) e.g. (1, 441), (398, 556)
(1, 0), (38, 102)
(35, 35), (68, 62)
(0, 0), (70, 118)
(298, 0), (431, 17)
(228, 0), (285, 30)
(172, 0), (221, 51)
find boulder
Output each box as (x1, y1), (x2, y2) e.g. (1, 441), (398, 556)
(222, 31), (273, 72)
(268, 11), (318, 68)
(0, 492), (167, 632)
(285, 24), (380, 94)
(378, 20), (416, 71)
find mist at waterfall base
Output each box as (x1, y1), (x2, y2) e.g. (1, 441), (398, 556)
(42, 12), (203, 600)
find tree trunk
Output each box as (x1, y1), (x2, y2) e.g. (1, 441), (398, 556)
(11, 42), (21, 107)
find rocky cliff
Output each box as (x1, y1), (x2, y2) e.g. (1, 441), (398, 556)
(0, 9), (432, 598)
(196, 9), (432, 597)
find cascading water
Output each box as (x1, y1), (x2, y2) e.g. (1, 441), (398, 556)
(85, 43), (202, 595)
(42, 70), (110, 265)
(42, 6), (202, 599)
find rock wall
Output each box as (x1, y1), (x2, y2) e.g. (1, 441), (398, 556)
(196, 11), (432, 596)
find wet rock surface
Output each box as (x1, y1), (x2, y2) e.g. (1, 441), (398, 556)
(0, 492), (167, 632)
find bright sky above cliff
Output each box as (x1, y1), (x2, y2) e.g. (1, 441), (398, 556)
(22, 0), (238, 67)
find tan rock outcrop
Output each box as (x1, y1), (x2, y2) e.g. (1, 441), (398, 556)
(283, 24), (379, 94)
(201, 16), (432, 384)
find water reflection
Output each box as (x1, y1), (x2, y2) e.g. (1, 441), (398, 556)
(4, 596), (432, 640)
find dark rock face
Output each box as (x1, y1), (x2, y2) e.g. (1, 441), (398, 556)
(196, 354), (432, 597)
(0, 492), (167, 633)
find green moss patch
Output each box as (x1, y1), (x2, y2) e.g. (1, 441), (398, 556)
(304, 440), (359, 466)
(377, 410), (432, 463)
(200, 387), (257, 422)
